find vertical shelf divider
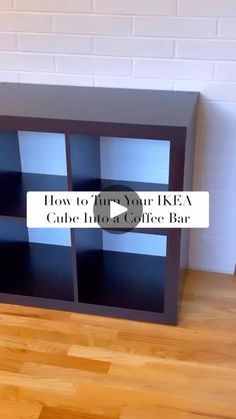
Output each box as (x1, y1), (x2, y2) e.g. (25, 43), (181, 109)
(65, 133), (79, 303)
(68, 134), (102, 305)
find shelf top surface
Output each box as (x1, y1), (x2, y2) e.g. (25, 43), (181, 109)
(0, 83), (198, 128)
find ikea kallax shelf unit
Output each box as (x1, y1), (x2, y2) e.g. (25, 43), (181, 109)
(0, 83), (198, 325)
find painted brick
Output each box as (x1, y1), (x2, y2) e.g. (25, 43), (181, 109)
(176, 40), (236, 60)
(219, 19), (236, 38)
(0, 13), (51, 33)
(192, 218), (236, 238)
(94, 77), (173, 90)
(210, 206), (236, 226)
(0, 53), (54, 72)
(198, 118), (236, 140)
(189, 248), (235, 274)
(18, 34), (93, 54)
(15, 0), (92, 12)
(173, 81), (236, 102)
(196, 155), (236, 176)
(215, 63), (236, 82)
(201, 84), (236, 102)
(178, 0), (236, 17)
(195, 138), (236, 160)
(56, 56), (132, 76)
(203, 235), (236, 256)
(134, 17), (217, 38)
(94, 37), (174, 58)
(95, 0), (176, 16)
(173, 80), (207, 92)
(198, 101), (236, 121)
(53, 15), (132, 35)
(205, 174), (236, 192)
(134, 59), (214, 81)
(0, 71), (19, 82)
(210, 191), (236, 211)
(20, 72), (94, 86)
(0, 33), (16, 51)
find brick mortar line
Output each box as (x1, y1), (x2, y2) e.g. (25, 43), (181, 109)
(0, 11), (226, 20)
(2, 33), (230, 41)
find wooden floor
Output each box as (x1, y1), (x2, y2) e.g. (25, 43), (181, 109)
(0, 270), (235, 419)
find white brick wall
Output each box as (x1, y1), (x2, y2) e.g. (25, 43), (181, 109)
(94, 37), (174, 58)
(0, 0), (235, 273)
(53, 15), (132, 35)
(56, 56), (132, 76)
(94, 0), (177, 16)
(15, 0), (92, 13)
(0, 52), (54, 71)
(219, 19), (236, 37)
(0, 33), (16, 50)
(215, 63), (236, 82)
(0, 13), (51, 32)
(134, 59), (214, 80)
(18, 34), (93, 54)
(134, 17), (217, 38)
(178, 0), (236, 17)
(176, 40), (236, 60)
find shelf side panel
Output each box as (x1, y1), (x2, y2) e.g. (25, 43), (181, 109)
(65, 134), (79, 302)
(180, 100), (199, 299)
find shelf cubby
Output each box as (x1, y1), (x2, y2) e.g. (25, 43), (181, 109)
(0, 219), (74, 301)
(0, 130), (68, 219)
(69, 134), (170, 193)
(75, 229), (167, 313)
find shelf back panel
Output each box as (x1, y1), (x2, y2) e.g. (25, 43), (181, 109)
(101, 137), (170, 185)
(18, 131), (67, 176)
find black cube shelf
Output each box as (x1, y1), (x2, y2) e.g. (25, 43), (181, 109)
(0, 83), (198, 325)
